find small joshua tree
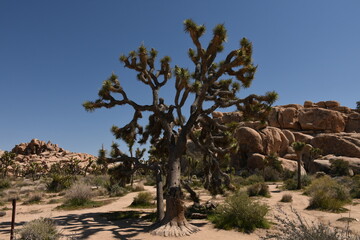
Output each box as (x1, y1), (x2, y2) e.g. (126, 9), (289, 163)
(84, 19), (277, 236)
(292, 141), (306, 189)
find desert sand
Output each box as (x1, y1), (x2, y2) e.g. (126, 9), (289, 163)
(0, 184), (359, 240)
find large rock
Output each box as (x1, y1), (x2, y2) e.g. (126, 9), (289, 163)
(279, 158), (307, 175)
(247, 153), (265, 170)
(311, 133), (360, 158)
(292, 132), (313, 144)
(235, 127), (264, 155)
(298, 108), (345, 133)
(346, 112), (360, 133)
(259, 127), (289, 157)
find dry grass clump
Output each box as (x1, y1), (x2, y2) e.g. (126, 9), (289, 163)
(18, 217), (60, 240)
(280, 194), (293, 203)
(23, 193), (43, 205)
(261, 208), (360, 240)
(64, 182), (94, 205)
(247, 183), (271, 197)
(130, 191), (154, 208)
(208, 191), (269, 233)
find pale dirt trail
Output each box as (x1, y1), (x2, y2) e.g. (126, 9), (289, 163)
(0, 184), (359, 240)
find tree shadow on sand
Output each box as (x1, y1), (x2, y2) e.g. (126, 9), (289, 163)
(0, 210), (207, 239)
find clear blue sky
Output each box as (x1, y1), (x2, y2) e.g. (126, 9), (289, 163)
(1, 0), (359, 156)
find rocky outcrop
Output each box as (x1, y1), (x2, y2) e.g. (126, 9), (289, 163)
(269, 100), (358, 133)
(310, 133), (360, 158)
(10, 139), (96, 168)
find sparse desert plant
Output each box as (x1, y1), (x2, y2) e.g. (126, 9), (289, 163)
(350, 175), (360, 198)
(247, 183), (270, 197)
(0, 151), (16, 177)
(107, 183), (128, 197)
(261, 207), (360, 240)
(64, 182), (94, 206)
(130, 191), (154, 208)
(262, 166), (281, 182)
(305, 175), (351, 212)
(0, 178), (10, 190)
(330, 159), (351, 176)
(23, 193), (43, 205)
(283, 174), (311, 190)
(18, 217), (60, 240)
(280, 194), (293, 202)
(208, 191), (269, 233)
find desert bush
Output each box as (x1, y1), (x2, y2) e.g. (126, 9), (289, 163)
(263, 166), (281, 182)
(18, 217), (60, 240)
(130, 191), (154, 207)
(143, 175), (156, 186)
(305, 176), (351, 212)
(280, 194), (293, 202)
(247, 183), (270, 197)
(0, 178), (10, 190)
(350, 175), (360, 198)
(82, 174), (110, 188)
(47, 174), (76, 192)
(232, 174), (264, 187)
(131, 183), (145, 192)
(209, 191), (269, 233)
(23, 193), (43, 205)
(261, 208), (360, 240)
(64, 182), (94, 206)
(330, 159), (350, 176)
(283, 174), (312, 190)
(107, 183), (128, 197)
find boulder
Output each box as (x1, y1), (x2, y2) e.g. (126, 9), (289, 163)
(311, 133), (360, 158)
(279, 158), (306, 175)
(292, 132), (313, 144)
(321, 154), (360, 174)
(278, 107), (300, 129)
(235, 127), (264, 155)
(346, 112), (360, 133)
(259, 127), (289, 156)
(247, 153), (265, 170)
(298, 108), (345, 133)
(282, 130), (295, 144)
(325, 100), (340, 108)
(304, 101), (315, 108)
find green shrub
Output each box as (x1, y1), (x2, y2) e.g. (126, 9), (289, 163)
(247, 183), (270, 197)
(18, 217), (60, 240)
(330, 159), (350, 176)
(130, 191), (154, 207)
(209, 191), (269, 233)
(82, 174), (110, 188)
(46, 174), (76, 192)
(0, 178), (10, 190)
(64, 182), (94, 206)
(280, 194), (292, 202)
(305, 176), (351, 212)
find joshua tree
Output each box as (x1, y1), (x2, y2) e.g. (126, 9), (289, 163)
(84, 19), (277, 236)
(0, 151), (16, 177)
(357, 101), (360, 111)
(292, 141), (306, 189)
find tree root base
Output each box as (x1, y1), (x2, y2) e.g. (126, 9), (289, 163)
(150, 221), (199, 237)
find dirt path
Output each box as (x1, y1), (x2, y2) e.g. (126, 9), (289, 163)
(0, 184), (359, 240)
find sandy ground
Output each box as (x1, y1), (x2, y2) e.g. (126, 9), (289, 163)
(0, 184), (359, 240)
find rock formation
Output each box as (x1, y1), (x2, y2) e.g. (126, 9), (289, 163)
(10, 139), (96, 168)
(211, 100), (360, 175)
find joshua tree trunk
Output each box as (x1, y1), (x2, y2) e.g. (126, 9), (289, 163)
(297, 154), (302, 190)
(155, 165), (164, 221)
(151, 145), (199, 237)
